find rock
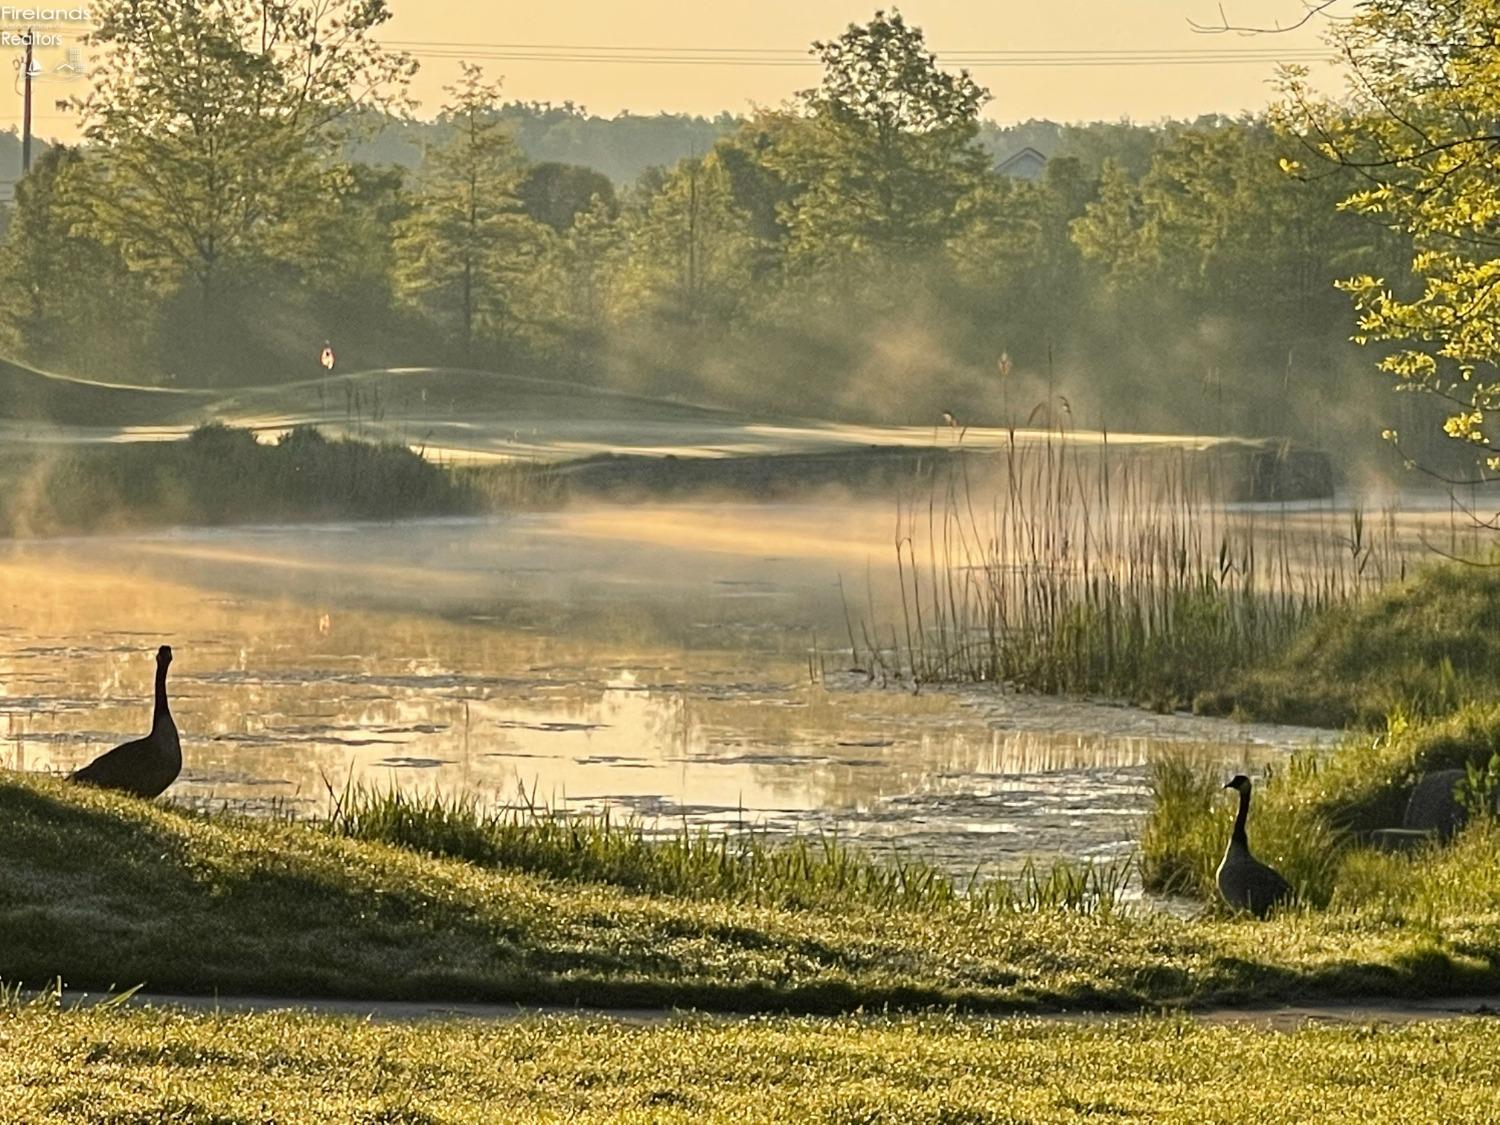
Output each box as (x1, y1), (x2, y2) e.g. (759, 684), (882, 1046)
(1403, 769), (1470, 842)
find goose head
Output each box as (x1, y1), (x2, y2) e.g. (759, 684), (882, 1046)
(1224, 775), (1251, 795)
(156, 645), (173, 667)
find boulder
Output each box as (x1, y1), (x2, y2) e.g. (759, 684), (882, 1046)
(1403, 768), (1471, 842)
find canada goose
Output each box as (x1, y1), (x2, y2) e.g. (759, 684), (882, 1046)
(1216, 774), (1291, 918)
(71, 645), (181, 798)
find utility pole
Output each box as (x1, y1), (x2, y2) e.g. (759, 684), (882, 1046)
(21, 28), (33, 174)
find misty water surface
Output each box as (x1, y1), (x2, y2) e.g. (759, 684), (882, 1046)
(0, 501), (1330, 877)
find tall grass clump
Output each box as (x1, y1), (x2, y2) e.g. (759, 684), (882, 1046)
(322, 784), (1130, 916)
(1139, 753), (1348, 906)
(1141, 703), (1500, 903)
(851, 427), (1416, 710)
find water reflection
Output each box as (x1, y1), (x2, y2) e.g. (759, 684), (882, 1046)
(0, 508), (1329, 877)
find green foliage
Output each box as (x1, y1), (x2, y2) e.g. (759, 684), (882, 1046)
(82, 0), (413, 300)
(393, 64), (547, 357)
(516, 161), (618, 232)
(0, 147), (150, 376)
(1281, 0), (1500, 467)
(613, 154), (759, 328)
(772, 10), (991, 265)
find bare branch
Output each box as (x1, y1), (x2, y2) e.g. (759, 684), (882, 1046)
(1190, 0), (1344, 35)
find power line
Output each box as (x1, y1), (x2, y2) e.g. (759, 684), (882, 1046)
(383, 40), (1331, 69)
(383, 39), (1328, 57)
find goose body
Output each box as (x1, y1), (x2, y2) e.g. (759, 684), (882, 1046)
(1215, 775), (1291, 918)
(71, 645), (181, 799)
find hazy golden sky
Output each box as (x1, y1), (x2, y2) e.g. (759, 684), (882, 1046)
(378, 0), (1345, 120)
(8, 0), (1346, 143)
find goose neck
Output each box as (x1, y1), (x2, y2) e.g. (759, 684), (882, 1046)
(1231, 785), (1250, 848)
(152, 660), (171, 730)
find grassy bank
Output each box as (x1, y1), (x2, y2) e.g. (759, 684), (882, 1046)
(1198, 561), (1500, 728)
(7, 773), (1500, 1014)
(1140, 562), (1500, 903)
(5, 1002), (1500, 1123)
(0, 424), (551, 536)
(1142, 702), (1500, 900)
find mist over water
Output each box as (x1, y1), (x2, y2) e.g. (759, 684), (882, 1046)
(0, 500), (1333, 880)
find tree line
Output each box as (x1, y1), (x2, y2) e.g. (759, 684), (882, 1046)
(0, 1), (1467, 465)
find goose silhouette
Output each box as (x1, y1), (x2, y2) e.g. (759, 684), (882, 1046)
(71, 645), (181, 799)
(1216, 775), (1291, 918)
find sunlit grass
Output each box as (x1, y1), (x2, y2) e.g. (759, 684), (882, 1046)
(5, 1001), (1500, 1123)
(322, 782), (1129, 915)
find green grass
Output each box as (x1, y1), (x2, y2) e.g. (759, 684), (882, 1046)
(5, 1002), (1500, 1123)
(1141, 703), (1500, 903)
(1198, 560), (1500, 728)
(323, 785), (1129, 914)
(9, 772), (1500, 1015)
(0, 355), (210, 426)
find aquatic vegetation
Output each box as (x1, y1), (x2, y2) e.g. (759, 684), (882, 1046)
(321, 782), (1129, 915)
(853, 427), (1426, 713)
(0, 423), (561, 537)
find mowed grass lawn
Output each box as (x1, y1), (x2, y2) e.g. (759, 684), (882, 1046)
(3, 1003), (1500, 1123)
(7, 773), (1500, 1015)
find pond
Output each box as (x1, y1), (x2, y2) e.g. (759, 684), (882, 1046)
(0, 501), (1330, 880)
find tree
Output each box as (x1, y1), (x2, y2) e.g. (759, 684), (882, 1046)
(1279, 0), (1500, 473)
(523, 194), (625, 376)
(393, 64), (545, 357)
(516, 162), (617, 232)
(615, 153), (757, 325)
(0, 146), (151, 374)
(769, 10), (991, 265)
(81, 0), (414, 312)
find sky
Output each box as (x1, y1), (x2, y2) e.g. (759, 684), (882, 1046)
(4, 0), (1348, 142)
(378, 0), (1348, 120)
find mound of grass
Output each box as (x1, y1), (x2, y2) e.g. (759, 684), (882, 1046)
(0, 355), (210, 426)
(7, 773), (1500, 1014)
(0, 423), (494, 536)
(1198, 561), (1500, 729)
(6, 1004), (1500, 1123)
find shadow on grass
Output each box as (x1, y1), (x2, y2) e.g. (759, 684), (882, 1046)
(6, 775), (1500, 1017)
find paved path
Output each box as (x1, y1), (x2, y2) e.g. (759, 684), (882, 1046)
(47, 990), (1500, 1030)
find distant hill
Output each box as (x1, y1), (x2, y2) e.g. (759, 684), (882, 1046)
(346, 107), (1184, 186)
(348, 105), (740, 186)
